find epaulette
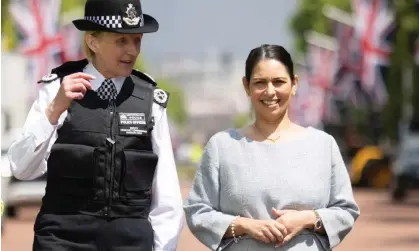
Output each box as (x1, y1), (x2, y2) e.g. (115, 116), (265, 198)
(37, 73), (59, 84)
(131, 69), (157, 86)
(37, 59), (89, 84)
(131, 69), (170, 108)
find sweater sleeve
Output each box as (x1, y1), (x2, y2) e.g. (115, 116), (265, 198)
(183, 136), (236, 251)
(316, 136), (360, 249)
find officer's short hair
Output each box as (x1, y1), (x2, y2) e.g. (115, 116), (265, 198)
(82, 31), (102, 61)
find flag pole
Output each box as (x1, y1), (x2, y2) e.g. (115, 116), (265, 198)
(304, 31), (338, 51)
(322, 5), (354, 26)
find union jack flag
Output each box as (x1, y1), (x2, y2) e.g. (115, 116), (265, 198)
(324, 6), (360, 105)
(9, 0), (63, 101)
(289, 65), (326, 128)
(305, 31), (341, 125)
(351, 0), (395, 107)
(323, 6), (358, 72)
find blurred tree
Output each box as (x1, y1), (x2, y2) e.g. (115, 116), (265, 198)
(134, 60), (188, 127)
(61, 0), (86, 12)
(1, 0), (15, 50)
(155, 78), (188, 127)
(289, 0), (352, 53)
(400, 0), (419, 133)
(386, 0), (419, 141)
(134, 58), (147, 72)
(233, 112), (252, 128)
(412, 61), (419, 132)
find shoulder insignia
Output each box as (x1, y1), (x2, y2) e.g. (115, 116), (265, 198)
(131, 69), (157, 86)
(153, 88), (170, 108)
(37, 59), (89, 84)
(37, 73), (59, 84)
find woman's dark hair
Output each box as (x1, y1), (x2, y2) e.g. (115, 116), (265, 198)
(245, 44), (295, 82)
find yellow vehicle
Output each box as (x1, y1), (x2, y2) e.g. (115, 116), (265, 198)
(350, 145), (392, 188)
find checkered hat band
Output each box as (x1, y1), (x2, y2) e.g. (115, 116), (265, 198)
(85, 15), (123, 29)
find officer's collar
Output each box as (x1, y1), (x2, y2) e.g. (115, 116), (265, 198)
(83, 63), (126, 94)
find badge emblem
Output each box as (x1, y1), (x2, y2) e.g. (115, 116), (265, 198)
(154, 89), (168, 104)
(118, 112), (148, 136)
(123, 3), (143, 26)
(39, 73), (58, 83)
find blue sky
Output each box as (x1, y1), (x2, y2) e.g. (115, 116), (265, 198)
(140, 0), (299, 67)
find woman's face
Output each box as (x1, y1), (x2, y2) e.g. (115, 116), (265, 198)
(243, 59), (297, 121)
(88, 32), (143, 77)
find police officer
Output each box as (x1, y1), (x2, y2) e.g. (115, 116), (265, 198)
(8, 0), (184, 250)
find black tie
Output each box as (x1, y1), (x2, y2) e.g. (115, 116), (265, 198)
(97, 79), (117, 101)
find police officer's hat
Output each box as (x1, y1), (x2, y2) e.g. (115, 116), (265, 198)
(73, 0), (158, 34)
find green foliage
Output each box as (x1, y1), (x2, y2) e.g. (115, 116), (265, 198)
(386, 0), (419, 142)
(134, 57), (147, 72)
(412, 65), (419, 122)
(2, 0), (15, 50)
(155, 78), (188, 126)
(1, 0), (10, 27)
(395, 0), (419, 34)
(289, 0), (352, 52)
(385, 29), (405, 142)
(233, 112), (252, 128)
(61, 0), (86, 13)
(134, 59), (188, 127)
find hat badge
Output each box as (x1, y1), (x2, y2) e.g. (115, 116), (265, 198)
(123, 3), (143, 26)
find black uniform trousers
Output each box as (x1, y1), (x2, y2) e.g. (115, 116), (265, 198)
(33, 213), (154, 251)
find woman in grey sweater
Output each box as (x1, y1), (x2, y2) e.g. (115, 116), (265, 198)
(183, 44), (360, 251)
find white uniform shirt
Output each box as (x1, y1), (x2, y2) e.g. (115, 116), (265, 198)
(7, 63), (184, 251)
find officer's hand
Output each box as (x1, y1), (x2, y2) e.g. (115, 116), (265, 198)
(46, 72), (95, 124)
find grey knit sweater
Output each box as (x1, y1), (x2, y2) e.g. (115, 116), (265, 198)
(183, 127), (360, 251)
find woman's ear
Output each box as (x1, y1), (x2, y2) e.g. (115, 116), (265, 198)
(242, 76), (250, 96)
(86, 34), (99, 53)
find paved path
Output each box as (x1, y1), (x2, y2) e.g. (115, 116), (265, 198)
(2, 185), (418, 251)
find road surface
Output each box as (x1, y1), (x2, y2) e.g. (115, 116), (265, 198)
(2, 185), (418, 251)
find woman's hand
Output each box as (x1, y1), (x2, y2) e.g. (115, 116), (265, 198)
(235, 217), (288, 244)
(272, 208), (317, 247)
(46, 72), (95, 124)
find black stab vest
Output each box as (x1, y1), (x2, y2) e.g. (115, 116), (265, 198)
(41, 59), (158, 219)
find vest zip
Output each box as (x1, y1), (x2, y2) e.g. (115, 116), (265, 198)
(109, 101), (117, 214)
(105, 101), (116, 217)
